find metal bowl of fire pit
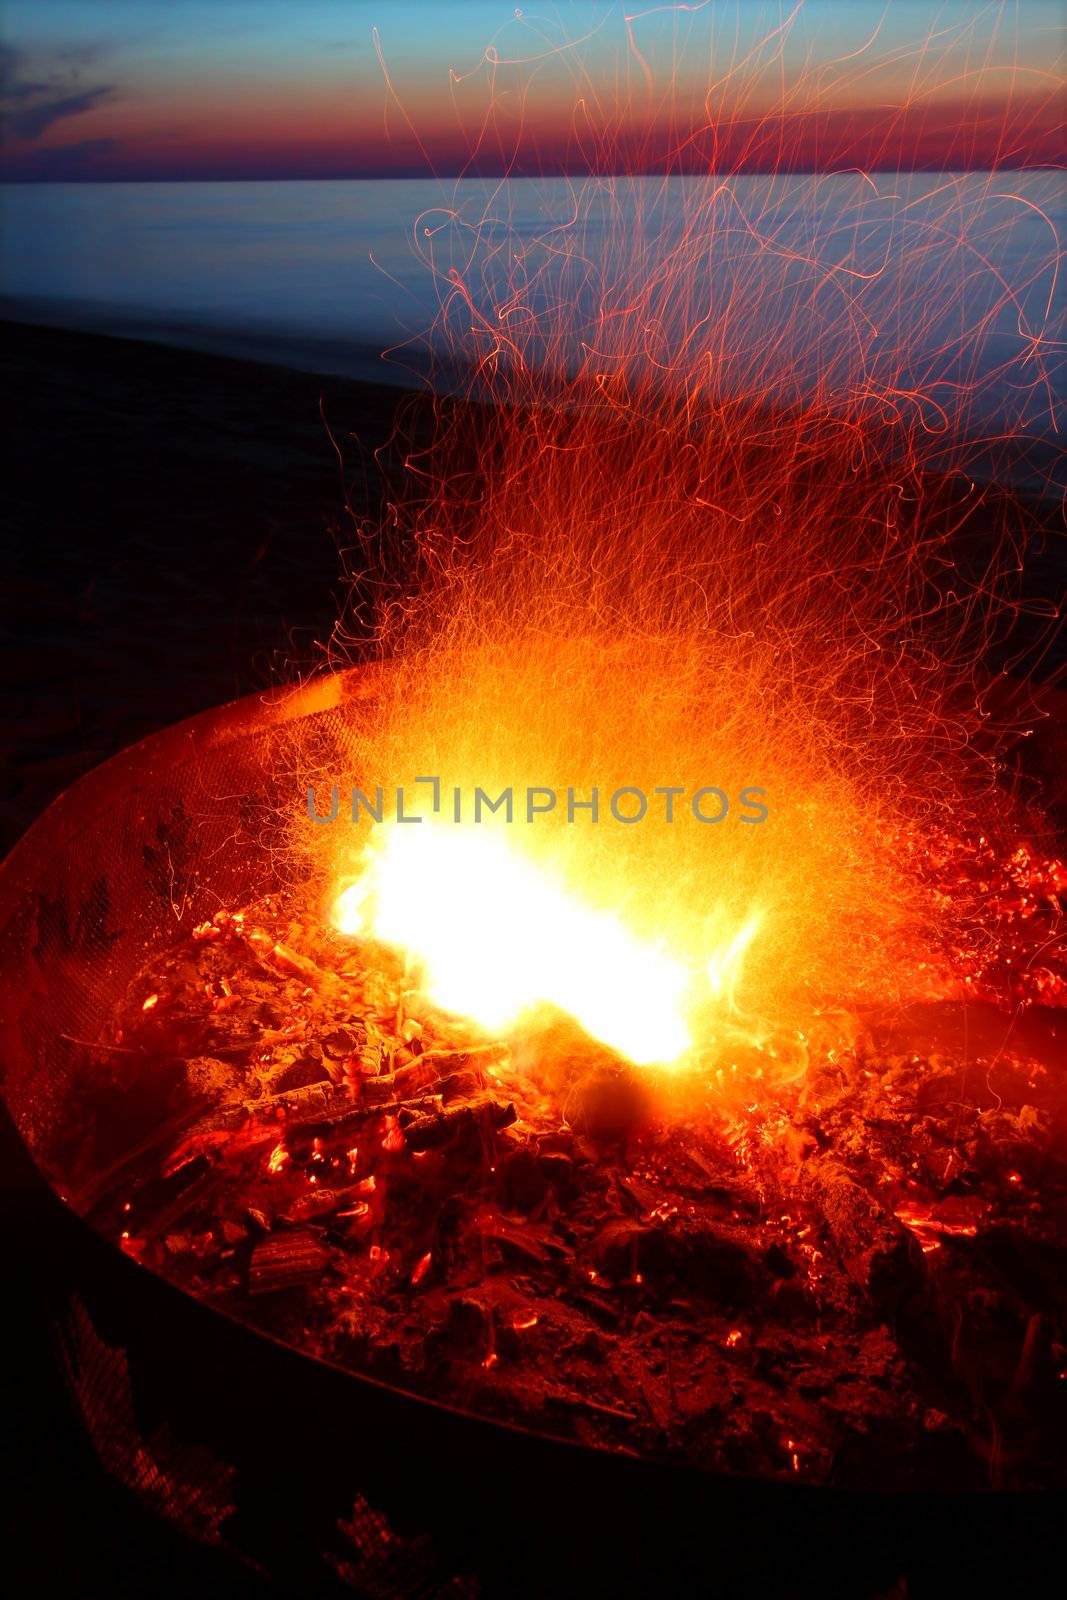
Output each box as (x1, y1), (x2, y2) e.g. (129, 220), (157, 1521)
(1, 672), (1064, 1597)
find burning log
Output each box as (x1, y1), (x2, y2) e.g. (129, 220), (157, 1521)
(400, 1090), (516, 1153)
(248, 1230), (330, 1295)
(359, 1056), (454, 1107)
(801, 1158), (924, 1311)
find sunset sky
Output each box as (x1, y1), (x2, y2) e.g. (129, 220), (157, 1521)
(0, 1), (1063, 180)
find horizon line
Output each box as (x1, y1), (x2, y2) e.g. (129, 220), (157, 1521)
(2, 163), (1063, 184)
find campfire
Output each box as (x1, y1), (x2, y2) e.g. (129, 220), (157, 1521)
(47, 737), (1067, 1490)
(21, 410), (1067, 1497)
(1, 639), (1063, 1591)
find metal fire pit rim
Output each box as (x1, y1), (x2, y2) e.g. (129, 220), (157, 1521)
(0, 669), (815, 1516)
(0, 665), (382, 893)
(16, 1146), (1036, 1600)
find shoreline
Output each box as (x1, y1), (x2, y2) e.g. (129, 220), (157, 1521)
(4, 298), (1063, 500)
(0, 297), (423, 393)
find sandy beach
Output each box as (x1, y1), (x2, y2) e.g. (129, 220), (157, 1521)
(0, 320), (436, 855)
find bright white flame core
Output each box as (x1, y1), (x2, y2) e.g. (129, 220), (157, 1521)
(332, 822), (759, 1066)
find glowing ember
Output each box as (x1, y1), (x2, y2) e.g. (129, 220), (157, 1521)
(894, 1197), (989, 1254)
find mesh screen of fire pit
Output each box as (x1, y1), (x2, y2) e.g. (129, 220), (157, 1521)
(2, 664), (1066, 1536)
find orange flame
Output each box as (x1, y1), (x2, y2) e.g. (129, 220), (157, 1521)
(333, 820), (764, 1064)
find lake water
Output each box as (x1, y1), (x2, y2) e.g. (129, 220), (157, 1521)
(1, 175), (1063, 485)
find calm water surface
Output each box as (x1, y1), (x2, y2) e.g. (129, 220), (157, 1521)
(2, 175), (1063, 482)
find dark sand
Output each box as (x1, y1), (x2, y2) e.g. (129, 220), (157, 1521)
(0, 320), (431, 855)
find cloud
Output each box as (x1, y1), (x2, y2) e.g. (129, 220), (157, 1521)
(0, 40), (115, 147)
(3, 85), (115, 142)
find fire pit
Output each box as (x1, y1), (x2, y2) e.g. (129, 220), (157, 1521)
(2, 664), (1066, 1596)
